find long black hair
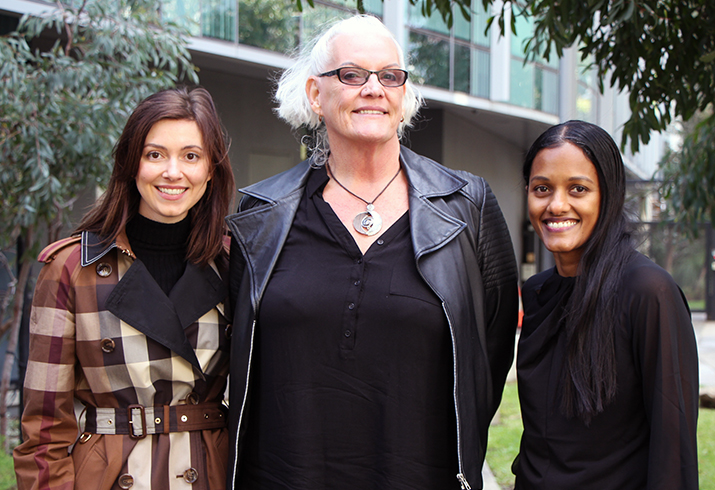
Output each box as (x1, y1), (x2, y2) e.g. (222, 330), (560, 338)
(523, 120), (635, 423)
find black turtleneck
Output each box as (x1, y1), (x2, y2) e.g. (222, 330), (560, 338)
(125, 214), (191, 295)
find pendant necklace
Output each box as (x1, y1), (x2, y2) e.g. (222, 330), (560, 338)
(326, 163), (402, 236)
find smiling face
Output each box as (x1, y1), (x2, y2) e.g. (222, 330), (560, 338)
(527, 142), (601, 276)
(135, 119), (211, 224)
(306, 28), (405, 149)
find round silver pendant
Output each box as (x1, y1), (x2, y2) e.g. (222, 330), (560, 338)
(353, 205), (382, 236)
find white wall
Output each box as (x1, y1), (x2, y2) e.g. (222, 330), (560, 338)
(199, 69), (303, 194)
(442, 112), (526, 270)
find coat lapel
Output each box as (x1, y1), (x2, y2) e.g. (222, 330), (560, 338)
(105, 259), (202, 370)
(400, 147), (467, 257)
(105, 258), (226, 372)
(84, 230), (227, 372)
(170, 261), (227, 329)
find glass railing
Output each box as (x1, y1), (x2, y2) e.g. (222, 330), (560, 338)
(162, 0), (381, 55)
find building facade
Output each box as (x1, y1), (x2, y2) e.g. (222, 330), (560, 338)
(0, 0), (669, 278)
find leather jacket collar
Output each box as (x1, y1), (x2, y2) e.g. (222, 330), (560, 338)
(230, 146), (471, 309)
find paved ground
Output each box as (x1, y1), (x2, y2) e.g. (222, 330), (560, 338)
(694, 311), (715, 392)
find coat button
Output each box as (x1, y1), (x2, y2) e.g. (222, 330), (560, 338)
(118, 474), (134, 489)
(100, 338), (115, 353)
(181, 468), (198, 483)
(185, 392), (199, 405)
(225, 324), (232, 339)
(96, 263), (112, 277)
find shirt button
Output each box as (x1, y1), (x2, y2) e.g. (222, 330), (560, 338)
(118, 474), (134, 489)
(354, 280), (360, 286)
(348, 303), (355, 310)
(377, 239), (384, 245)
(357, 258), (363, 264)
(100, 338), (115, 353)
(344, 330), (352, 338)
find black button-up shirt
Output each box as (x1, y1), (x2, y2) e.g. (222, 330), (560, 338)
(238, 166), (458, 489)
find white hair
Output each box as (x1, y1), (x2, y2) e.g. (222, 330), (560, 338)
(274, 14), (423, 162)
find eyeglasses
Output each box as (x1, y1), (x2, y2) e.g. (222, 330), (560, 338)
(318, 67), (409, 87)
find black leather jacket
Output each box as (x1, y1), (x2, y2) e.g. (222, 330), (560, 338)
(225, 146), (518, 490)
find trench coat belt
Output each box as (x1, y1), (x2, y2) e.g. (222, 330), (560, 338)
(84, 402), (227, 439)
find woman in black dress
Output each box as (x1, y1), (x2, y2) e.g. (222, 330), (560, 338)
(513, 120), (699, 489)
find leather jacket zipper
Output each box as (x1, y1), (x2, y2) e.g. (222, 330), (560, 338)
(457, 472), (472, 489)
(230, 318), (257, 488)
(443, 302), (471, 490)
(414, 256), (470, 489)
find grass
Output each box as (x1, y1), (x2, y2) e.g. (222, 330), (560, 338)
(0, 439), (16, 490)
(700, 406), (715, 487)
(486, 382), (520, 489)
(689, 299), (705, 311)
(486, 382), (715, 489)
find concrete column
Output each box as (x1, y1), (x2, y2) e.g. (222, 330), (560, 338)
(558, 46), (578, 121)
(489, 0), (510, 102)
(383, 0), (406, 51)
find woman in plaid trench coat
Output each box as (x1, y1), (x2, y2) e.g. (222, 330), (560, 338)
(13, 87), (235, 490)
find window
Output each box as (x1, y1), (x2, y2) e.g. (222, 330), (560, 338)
(161, 0), (381, 54)
(510, 14), (558, 114)
(406, 1), (490, 98)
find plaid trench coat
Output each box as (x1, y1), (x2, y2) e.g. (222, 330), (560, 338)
(14, 231), (231, 490)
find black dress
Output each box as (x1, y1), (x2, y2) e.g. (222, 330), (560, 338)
(514, 252), (699, 490)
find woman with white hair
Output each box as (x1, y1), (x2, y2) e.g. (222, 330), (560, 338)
(225, 14), (519, 490)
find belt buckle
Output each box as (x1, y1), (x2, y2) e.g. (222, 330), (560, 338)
(127, 404), (146, 439)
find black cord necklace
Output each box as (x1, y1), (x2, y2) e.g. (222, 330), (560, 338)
(327, 162), (402, 236)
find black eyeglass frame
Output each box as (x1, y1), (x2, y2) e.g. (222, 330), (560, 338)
(318, 67), (409, 87)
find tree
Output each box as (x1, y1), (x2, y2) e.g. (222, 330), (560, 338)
(348, 0), (715, 229)
(0, 0), (197, 449)
(659, 108), (715, 235)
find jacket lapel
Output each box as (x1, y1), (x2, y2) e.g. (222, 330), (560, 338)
(84, 231), (226, 372)
(105, 259), (202, 370)
(227, 160), (312, 310)
(170, 261), (227, 329)
(400, 147), (467, 257)
(227, 150), (468, 309)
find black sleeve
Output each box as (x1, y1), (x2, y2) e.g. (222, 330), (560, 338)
(476, 180), (519, 415)
(626, 259), (699, 489)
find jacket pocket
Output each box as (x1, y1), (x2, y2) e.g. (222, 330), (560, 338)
(72, 434), (128, 490)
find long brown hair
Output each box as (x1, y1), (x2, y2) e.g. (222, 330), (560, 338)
(77, 86), (235, 266)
